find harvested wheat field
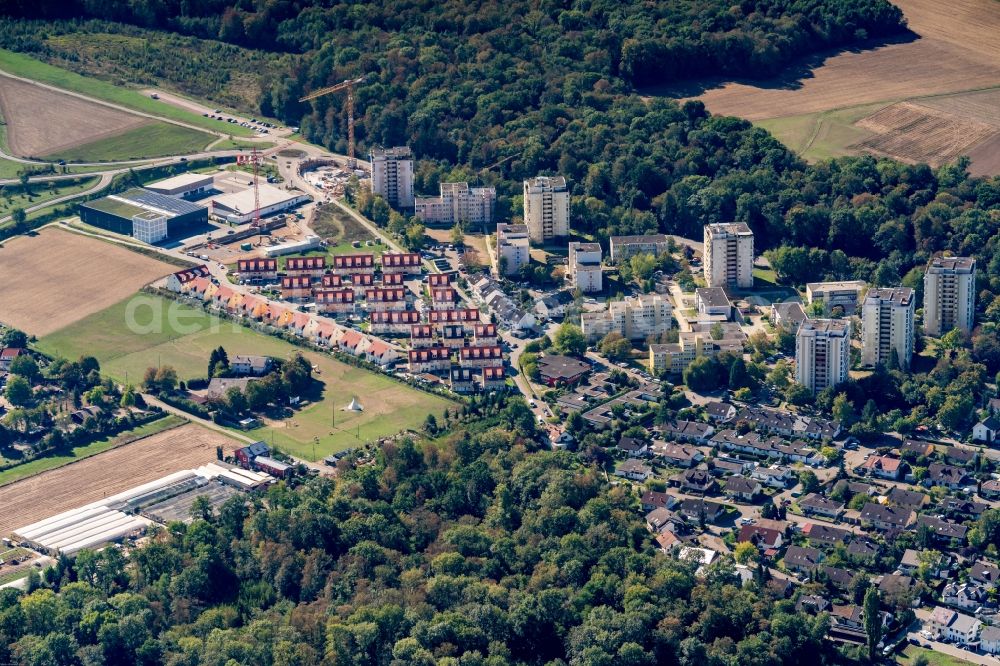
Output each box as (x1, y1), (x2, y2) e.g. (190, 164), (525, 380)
(0, 227), (175, 336)
(852, 102), (998, 166)
(0, 423), (239, 537)
(0, 73), (150, 158)
(695, 0), (1000, 120)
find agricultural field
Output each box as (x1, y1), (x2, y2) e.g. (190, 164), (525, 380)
(0, 414), (187, 488)
(38, 294), (455, 459)
(0, 227), (176, 336)
(0, 422), (239, 538)
(44, 123), (215, 163)
(0, 48), (253, 136)
(693, 0), (1000, 173)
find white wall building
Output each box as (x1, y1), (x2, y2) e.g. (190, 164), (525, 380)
(924, 256), (976, 337)
(210, 183), (310, 224)
(609, 234), (670, 263)
(568, 242), (602, 293)
(806, 281), (867, 315)
(131, 211), (168, 244)
(495, 223), (530, 277)
(581, 293), (672, 342)
(649, 333), (743, 374)
(370, 146), (414, 209)
(862, 287), (915, 369)
(795, 319), (851, 394)
(704, 223), (754, 289)
(523, 175), (569, 244)
(414, 182), (496, 226)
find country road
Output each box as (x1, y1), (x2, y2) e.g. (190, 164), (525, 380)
(0, 173), (113, 225)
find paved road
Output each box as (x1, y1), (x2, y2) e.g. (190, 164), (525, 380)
(0, 173), (113, 225)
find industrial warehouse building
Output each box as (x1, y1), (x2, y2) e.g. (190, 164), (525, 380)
(145, 172), (215, 198)
(210, 182), (310, 224)
(78, 188), (208, 242)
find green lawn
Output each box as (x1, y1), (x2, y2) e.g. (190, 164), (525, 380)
(755, 101), (889, 163)
(0, 414), (186, 487)
(0, 49), (252, 137)
(898, 646), (976, 666)
(37, 294), (454, 459)
(213, 138), (276, 152)
(43, 123), (214, 163)
(0, 177), (98, 218)
(0, 569), (30, 586)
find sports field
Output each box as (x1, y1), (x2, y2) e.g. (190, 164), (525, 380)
(0, 227), (176, 336)
(37, 294), (454, 459)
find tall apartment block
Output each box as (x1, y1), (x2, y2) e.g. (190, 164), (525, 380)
(523, 175), (569, 244)
(923, 256), (976, 337)
(568, 242), (603, 293)
(862, 287), (915, 369)
(414, 182), (496, 226)
(370, 146), (414, 209)
(795, 319), (851, 394)
(703, 222), (754, 289)
(581, 293), (672, 342)
(495, 223), (530, 277)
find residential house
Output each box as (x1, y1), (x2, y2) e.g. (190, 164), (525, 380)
(640, 491), (675, 512)
(332, 254), (375, 276)
(712, 457), (755, 477)
(365, 287), (409, 312)
(887, 487), (930, 511)
(981, 626), (1000, 655)
(165, 264), (211, 292)
(738, 524), (784, 550)
(410, 324), (436, 348)
(615, 459), (653, 481)
(973, 416), (1000, 443)
(280, 275), (313, 300)
(459, 345), (503, 369)
(846, 538), (880, 561)
(645, 508), (677, 533)
(926, 462), (972, 490)
(797, 595), (832, 614)
(617, 436), (649, 458)
(971, 561), (1000, 587)
(898, 549), (922, 575)
(945, 446), (978, 466)
(440, 324), (466, 349)
(942, 582), (992, 613)
(535, 291), (574, 320)
(656, 420), (715, 444)
(803, 523), (850, 548)
(450, 367), (475, 393)
(928, 607), (981, 646)
(856, 455), (905, 479)
(675, 467), (715, 494)
(981, 479), (1000, 499)
(236, 258), (278, 282)
(382, 272), (405, 287)
(473, 323), (498, 346)
(652, 442), (704, 467)
(230, 355), (271, 376)
(917, 515), (968, 543)
(900, 439), (935, 459)
(878, 574), (917, 600)
(315, 288), (356, 315)
(370, 310), (421, 335)
(381, 252), (422, 274)
(704, 401), (738, 423)
(481, 365), (506, 390)
(820, 566), (856, 590)
(407, 347), (451, 373)
(751, 465), (795, 489)
(771, 302), (807, 330)
(537, 355), (591, 387)
(784, 545), (822, 573)
(677, 499), (725, 524)
(860, 503), (915, 531)
(724, 476), (762, 502)
(799, 494), (844, 519)
(285, 255), (326, 278)
(427, 272), (452, 288)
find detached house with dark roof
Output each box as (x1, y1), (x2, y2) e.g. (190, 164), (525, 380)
(926, 463), (972, 490)
(860, 503), (915, 531)
(784, 545), (822, 573)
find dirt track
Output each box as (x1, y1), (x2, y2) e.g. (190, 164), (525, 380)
(0, 423), (239, 537)
(0, 227), (175, 336)
(694, 0), (1000, 121)
(0, 74), (150, 158)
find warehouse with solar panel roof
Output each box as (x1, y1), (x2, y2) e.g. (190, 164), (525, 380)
(77, 187), (209, 242)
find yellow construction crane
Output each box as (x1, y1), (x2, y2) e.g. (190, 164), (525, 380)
(299, 75), (366, 168)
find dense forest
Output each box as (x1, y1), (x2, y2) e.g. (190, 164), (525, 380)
(0, 399), (844, 666)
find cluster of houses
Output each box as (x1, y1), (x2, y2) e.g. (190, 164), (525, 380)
(468, 274), (537, 331)
(615, 395), (1000, 655)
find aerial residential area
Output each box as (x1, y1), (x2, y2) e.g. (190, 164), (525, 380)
(0, 0), (998, 664)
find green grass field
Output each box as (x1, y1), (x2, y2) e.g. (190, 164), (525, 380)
(43, 123), (214, 163)
(898, 646), (975, 666)
(0, 414), (186, 487)
(755, 102), (889, 162)
(37, 294), (454, 459)
(0, 177), (98, 218)
(213, 138), (276, 152)
(0, 49), (253, 137)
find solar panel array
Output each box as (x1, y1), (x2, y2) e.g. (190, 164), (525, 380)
(122, 188), (207, 216)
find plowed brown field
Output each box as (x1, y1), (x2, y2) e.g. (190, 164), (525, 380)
(0, 423), (238, 537)
(0, 227), (174, 336)
(0, 74), (150, 158)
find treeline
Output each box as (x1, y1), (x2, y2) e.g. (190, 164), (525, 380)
(0, 405), (847, 666)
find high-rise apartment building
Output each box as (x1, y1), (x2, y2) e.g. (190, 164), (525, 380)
(581, 293), (672, 342)
(795, 319), (851, 394)
(923, 257), (976, 337)
(703, 223), (754, 289)
(414, 182), (496, 226)
(568, 242), (603, 293)
(370, 146), (414, 209)
(494, 223), (530, 277)
(523, 175), (569, 244)
(862, 287), (915, 369)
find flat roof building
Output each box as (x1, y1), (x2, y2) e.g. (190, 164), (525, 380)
(523, 175), (569, 244)
(414, 182), (495, 226)
(862, 287), (915, 369)
(145, 172), (214, 198)
(796, 319), (851, 394)
(924, 256), (976, 337)
(704, 223), (753, 289)
(609, 234), (669, 263)
(806, 281), (867, 315)
(78, 187), (207, 242)
(568, 241), (602, 293)
(371, 146), (414, 209)
(581, 293), (672, 342)
(495, 223), (530, 277)
(210, 183), (310, 224)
